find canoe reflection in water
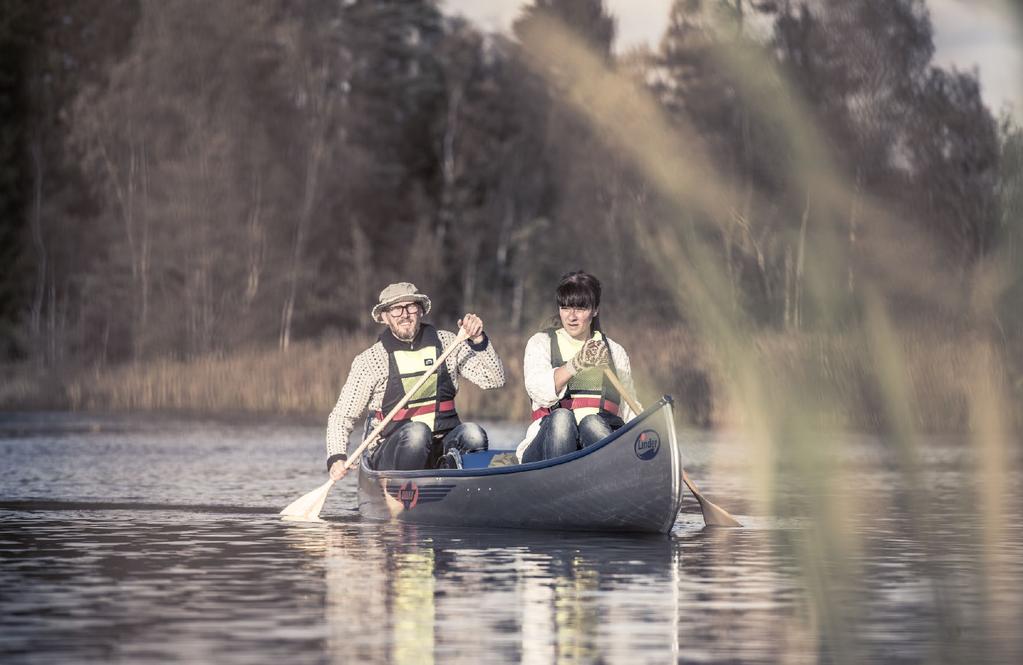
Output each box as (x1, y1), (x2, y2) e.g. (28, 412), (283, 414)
(288, 523), (681, 665)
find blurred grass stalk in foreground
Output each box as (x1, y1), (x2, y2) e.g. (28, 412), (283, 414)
(515, 9), (1018, 663)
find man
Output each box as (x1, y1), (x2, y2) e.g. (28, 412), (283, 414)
(326, 282), (505, 480)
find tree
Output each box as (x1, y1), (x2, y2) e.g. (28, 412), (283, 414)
(904, 67), (1000, 276)
(994, 118), (1023, 353)
(768, 0), (997, 323)
(275, 1), (351, 350)
(10, 0), (138, 364)
(513, 0), (616, 60)
(0, 0), (35, 358)
(69, 0), (304, 360)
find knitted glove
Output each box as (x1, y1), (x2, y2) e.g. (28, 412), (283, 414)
(566, 338), (609, 375)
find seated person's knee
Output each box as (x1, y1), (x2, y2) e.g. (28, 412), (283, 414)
(550, 408), (575, 426)
(375, 421), (433, 470)
(403, 421), (433, 450)
(578, 413), (614, 446)
(549, 408), (576, 435)
(445, 422), (489, 454)
(459, 423), (488, 453)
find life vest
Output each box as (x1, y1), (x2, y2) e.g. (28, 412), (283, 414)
(531, 328), (621, 423)
(373, 324), (460, 437)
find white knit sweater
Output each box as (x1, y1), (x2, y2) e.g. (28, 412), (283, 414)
(326, 330), (505, 462)
(515, 329), (639, 460)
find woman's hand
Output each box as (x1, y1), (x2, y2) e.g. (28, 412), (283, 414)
(567, 338), (609, 374)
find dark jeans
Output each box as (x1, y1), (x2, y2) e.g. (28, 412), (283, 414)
(520, 409), (624, 463)
(370, 421), (488, 470)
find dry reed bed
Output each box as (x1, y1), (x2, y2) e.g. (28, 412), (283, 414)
(2, 327), (1018, 433)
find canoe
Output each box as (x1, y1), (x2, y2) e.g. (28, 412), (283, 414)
(357, 396), (686, 533)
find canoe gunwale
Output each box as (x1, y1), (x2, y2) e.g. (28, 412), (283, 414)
(359, 395), (676, 480)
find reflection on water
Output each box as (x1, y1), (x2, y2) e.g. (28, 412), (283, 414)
(1, 413), (1021, 664)
(305, 523), (685, 665)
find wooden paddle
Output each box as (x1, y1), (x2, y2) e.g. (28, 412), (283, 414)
(603, 367), (741, 527)
(280, 327), (471, 522)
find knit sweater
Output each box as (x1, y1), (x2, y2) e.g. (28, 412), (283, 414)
(515, 329), (639, 460)
(326, 329), (505, 467)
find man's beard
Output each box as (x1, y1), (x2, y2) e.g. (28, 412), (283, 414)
(389, 320), (419, 342)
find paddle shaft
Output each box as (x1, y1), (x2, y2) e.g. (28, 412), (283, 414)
(341, 327), (471, 471)
(602, 367), (741, 527)
(597, 366), (634, 415)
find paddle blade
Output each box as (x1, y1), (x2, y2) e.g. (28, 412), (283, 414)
(279, 479), (335, 522)
(694, 494), (742, 527)
(682, 469), (741, 527)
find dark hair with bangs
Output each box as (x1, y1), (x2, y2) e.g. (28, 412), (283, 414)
(552, 270), (602, 331)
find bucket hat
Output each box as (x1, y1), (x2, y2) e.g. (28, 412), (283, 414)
(371, 282), (432, 323)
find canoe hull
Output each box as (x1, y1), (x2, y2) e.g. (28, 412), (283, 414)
(357, 397), (685, 533)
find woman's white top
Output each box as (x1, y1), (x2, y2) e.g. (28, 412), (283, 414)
(515, 329), (640, 461)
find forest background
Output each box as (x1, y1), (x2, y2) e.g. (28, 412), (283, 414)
(1, 0), (1021, 434)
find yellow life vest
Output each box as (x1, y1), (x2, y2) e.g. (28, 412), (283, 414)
(531, 328), (621, 423)
(376, 324), (459, 436)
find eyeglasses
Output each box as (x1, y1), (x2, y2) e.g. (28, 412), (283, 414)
(386, 302), (422, 317)
(559, 306), (593, 315)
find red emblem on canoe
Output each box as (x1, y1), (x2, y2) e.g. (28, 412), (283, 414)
(385, 482), (454, 510)
(395, 481), (419, 509)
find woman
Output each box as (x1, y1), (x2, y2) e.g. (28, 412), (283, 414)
(516, 271), (640, 463)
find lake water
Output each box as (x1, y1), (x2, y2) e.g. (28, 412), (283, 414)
(1, 412), (1021, 664)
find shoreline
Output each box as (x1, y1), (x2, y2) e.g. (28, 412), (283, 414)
(2, 326), (1019, 435)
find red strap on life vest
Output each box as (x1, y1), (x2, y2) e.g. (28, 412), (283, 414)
(531, 398), (620, 421)
(377, 399), (456, 422)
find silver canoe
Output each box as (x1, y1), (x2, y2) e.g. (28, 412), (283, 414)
(357, 396), (686, 533)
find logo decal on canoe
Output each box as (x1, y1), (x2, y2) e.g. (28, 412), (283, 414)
(634, 430), (661, 460)
(385, 482), (455, 510)
(395, 482), (419, 509)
